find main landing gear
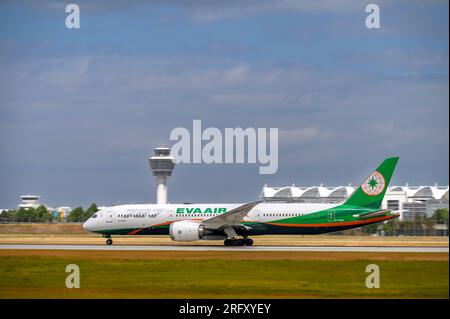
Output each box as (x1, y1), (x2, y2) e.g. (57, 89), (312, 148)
(224, 238), (254, 246)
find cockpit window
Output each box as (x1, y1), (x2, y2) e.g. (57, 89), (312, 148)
(92, 214), (97, 218)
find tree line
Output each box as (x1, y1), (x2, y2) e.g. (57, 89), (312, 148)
(0, 203), (99, 223)
(357, 208), (449, 236)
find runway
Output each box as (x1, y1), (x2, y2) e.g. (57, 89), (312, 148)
(0, 244), (447, 253)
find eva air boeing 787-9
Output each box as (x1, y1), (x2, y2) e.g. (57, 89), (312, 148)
(83, 157), (400, 246)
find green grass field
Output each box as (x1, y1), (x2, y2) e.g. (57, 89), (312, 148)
(0, 252), (448, 298)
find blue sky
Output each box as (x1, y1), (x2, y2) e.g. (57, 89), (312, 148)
(0, 0), (448, 208)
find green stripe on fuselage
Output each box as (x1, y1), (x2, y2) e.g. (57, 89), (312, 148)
(267, 204), (378, 225)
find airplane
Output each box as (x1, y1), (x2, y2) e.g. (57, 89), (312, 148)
(83, 157), (400, 246)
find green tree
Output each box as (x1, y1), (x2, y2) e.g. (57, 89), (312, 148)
(35, 205), (50, 223)
(84, 203), (98, 221)
(433, 208), (449, 226)
(67, 207), (85, 222)
(16, 207), (37, 222)
(383, 221), (393, 236)
(361, 223), (378, 235)
(423, 216), (436, 236)
(0, 209), (17, 222)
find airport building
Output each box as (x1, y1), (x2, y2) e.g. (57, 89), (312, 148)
(0, 195), (73, 222)
(148, 146), (176, 204)
(260, 184), (449, 221)
(16, 195), (72, 219)
(18, 195), (41, 209)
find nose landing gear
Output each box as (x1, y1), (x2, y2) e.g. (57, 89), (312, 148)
(104, 234), (113, 245)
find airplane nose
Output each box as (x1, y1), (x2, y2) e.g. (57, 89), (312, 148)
(82, 220), (90, 231)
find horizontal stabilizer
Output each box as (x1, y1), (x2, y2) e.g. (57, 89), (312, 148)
(352, 209), (393, 219)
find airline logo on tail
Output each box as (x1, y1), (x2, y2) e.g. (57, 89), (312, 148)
(344, 157), (399, 209)
(361, 171), (386, 196)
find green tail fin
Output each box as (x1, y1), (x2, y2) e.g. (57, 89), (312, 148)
(344, 157), (399, 209)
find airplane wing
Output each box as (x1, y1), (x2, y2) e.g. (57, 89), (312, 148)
(202, 201), (261, 230)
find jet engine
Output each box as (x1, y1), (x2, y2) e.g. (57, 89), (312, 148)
(169, 220), (203, 241)
(169, 220), (226, 241)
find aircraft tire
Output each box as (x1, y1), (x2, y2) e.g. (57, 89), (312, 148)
(232, 239), (243, 246)
(244, 238), (254, 246)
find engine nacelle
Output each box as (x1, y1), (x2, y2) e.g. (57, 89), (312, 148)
(169, 220), (203, 241)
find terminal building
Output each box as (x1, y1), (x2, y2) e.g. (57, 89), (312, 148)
(260, 184), (449, 221)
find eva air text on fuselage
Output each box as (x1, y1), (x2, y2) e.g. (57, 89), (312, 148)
(176, 207), (227, 214)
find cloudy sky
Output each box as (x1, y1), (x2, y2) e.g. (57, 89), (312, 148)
(0, 0), (448, 208)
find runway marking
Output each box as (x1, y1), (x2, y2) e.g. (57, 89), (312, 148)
(0, 244), (448, 253)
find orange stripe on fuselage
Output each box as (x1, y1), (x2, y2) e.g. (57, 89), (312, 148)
(127, 228), (145, 235)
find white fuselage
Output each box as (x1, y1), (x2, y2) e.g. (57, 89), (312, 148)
(83, 202), (338, 233)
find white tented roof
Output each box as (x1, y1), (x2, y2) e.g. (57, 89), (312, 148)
(261, 185), (449, 200)
(388, 186), (418, 197)
(300, 187), (333, 198)
(328, 186), (356, 198)
(411, 186), (449, 199)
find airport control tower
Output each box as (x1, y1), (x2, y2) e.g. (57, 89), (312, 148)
(149, 146), (175, 204)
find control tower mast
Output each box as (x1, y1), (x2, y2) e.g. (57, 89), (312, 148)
(149, 146), (175, 204)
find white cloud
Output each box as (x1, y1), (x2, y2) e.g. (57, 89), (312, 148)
(1, 52), (448, 205)
(223, 64), (250, 83)
(279, 127), (334, 143)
